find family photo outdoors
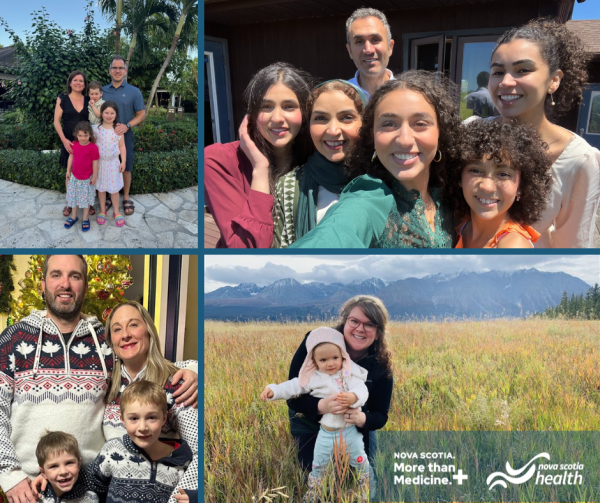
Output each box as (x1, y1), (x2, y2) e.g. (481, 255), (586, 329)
(204, 3), (600, 249)
(0, 1), (199, 248)
(204, 253), (600, 502)
(0, 255), (199, 503)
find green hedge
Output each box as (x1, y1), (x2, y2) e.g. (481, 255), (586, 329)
(0, 123), (60, 150)
(0, 148), (198, 194)
(135, 121), (198, 152)
(0, 118), (198, 152)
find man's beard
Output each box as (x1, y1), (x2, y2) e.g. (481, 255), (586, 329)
(45, 288), (85, 322)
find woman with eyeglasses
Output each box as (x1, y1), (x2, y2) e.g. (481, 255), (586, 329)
(286, 295), (393, 473)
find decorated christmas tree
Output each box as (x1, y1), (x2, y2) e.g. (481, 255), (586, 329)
(10, 255), (134, 324)
(0, 256), (16, 315)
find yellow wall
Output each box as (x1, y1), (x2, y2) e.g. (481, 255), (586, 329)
(184, 255), (199, 361)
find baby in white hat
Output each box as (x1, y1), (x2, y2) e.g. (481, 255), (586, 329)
(260, 327), (373, 501)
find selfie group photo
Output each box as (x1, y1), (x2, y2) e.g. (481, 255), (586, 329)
(204, 1), (600, 249)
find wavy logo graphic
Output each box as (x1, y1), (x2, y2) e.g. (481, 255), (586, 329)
(487, 453), (550, 490)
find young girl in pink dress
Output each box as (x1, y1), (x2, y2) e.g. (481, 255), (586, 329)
(94, 101), (126, 227)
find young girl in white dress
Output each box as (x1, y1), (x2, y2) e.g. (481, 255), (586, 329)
(94, 101), (126, 227)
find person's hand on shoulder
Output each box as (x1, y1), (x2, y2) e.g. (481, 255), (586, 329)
(5, 477), (36, 503)
(172, 368), (198, 408)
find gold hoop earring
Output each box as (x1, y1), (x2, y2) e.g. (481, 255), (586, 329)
(372, 151), (378, 162)
(433, 150), (442, 163)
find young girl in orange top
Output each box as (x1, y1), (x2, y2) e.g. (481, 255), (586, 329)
(448, 120), (552, 248)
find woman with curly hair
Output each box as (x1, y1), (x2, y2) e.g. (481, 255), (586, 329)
(286, 296), (393, 477)
(290, 70), (461, 248)
(274, 80), (367, 247)
(489, 18), (600, 248)
(447, 120), (553, 248)
(204, 62), (314, 248)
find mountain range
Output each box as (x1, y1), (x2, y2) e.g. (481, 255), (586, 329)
(204, 269), (590, 321)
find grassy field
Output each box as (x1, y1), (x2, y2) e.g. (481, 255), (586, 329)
(204, 319), (600, 502)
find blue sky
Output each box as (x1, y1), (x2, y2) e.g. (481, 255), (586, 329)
(204, 255), (600, 292)
(0, 2), (112, 47)
(573, 0), (600, 20)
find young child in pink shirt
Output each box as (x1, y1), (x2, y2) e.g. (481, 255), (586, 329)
(65, 121), (99, 232)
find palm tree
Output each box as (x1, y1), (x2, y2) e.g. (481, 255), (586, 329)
(99, 0), (124, 53)
(144, 0), (197, 116)
(121, 0), (177, 67)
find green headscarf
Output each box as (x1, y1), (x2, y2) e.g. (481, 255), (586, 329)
(295, 80), (368, 239)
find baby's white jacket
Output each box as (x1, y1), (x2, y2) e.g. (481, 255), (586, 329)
(267, 361), (369, 429)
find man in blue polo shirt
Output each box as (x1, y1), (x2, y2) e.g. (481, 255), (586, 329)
(102, 55), (145, 215)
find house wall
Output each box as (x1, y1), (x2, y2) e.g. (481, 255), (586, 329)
(205, 0), (562, 130)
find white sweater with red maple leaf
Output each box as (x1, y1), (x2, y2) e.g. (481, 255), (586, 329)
(0, 310), (111, 492)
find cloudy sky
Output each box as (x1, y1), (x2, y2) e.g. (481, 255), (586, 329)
(204, 254), (600, 293)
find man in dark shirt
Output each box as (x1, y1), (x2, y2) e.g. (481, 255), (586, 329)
(466, 71), (497, 118)
(102, 55), (146, 215)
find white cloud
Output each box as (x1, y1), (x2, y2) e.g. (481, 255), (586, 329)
(204, 255), (600, 292)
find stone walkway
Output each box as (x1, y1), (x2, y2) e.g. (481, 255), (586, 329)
(0, 180), (198, 249)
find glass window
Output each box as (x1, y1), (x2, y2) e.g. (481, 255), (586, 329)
(416, 43), (440, 71)
(410, 35), (444, 73)
(588, 92), (600, 134)
(459, 40), (498, 121)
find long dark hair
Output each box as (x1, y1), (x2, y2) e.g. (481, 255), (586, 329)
(491, 17), (589, 120)
(347, 70), (461, 192)
(99, 101), (119, 128)
(243, 62), (314, 194)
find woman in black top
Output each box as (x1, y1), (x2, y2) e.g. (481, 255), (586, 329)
(287, 295), (394, 470)
(53, 70), (93, 216)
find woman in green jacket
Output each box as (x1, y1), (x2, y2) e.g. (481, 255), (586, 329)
(291, 70), (461, 249)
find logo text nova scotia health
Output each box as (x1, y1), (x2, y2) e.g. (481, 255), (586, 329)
(487, 453), (583, 490)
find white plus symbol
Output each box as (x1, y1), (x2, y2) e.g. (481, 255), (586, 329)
(453, 469), (468, 485)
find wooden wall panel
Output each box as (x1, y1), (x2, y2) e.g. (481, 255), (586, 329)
(205, 0), (566, 129)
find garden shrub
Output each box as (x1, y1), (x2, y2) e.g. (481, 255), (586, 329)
(0, 3), (112, 127)
(0, 114), (197, 152)
(0, 123), (59, 151)
(135, 120), (198, 152)
(0, 148), (197, 194)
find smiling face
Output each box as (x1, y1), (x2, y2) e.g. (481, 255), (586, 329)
(310, 90), (362, 162)
(373, 89), (439, 191)
(109, 59), (127, 85)
(255, 82), (303, 151)
(42, 256), (87, 323)
(41, 451), (80, 497)
(343, 306), (378, 355)
(102, 106), (117, 125)
(312, 343), (344, 374)
(69, 74), (85, 94)
(461, 155), (520, 222)
(109, 305), (150, 368)
(346, 16), (394, 80)
(489, 39), (561, 122)
(122, 400), (166, 450)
